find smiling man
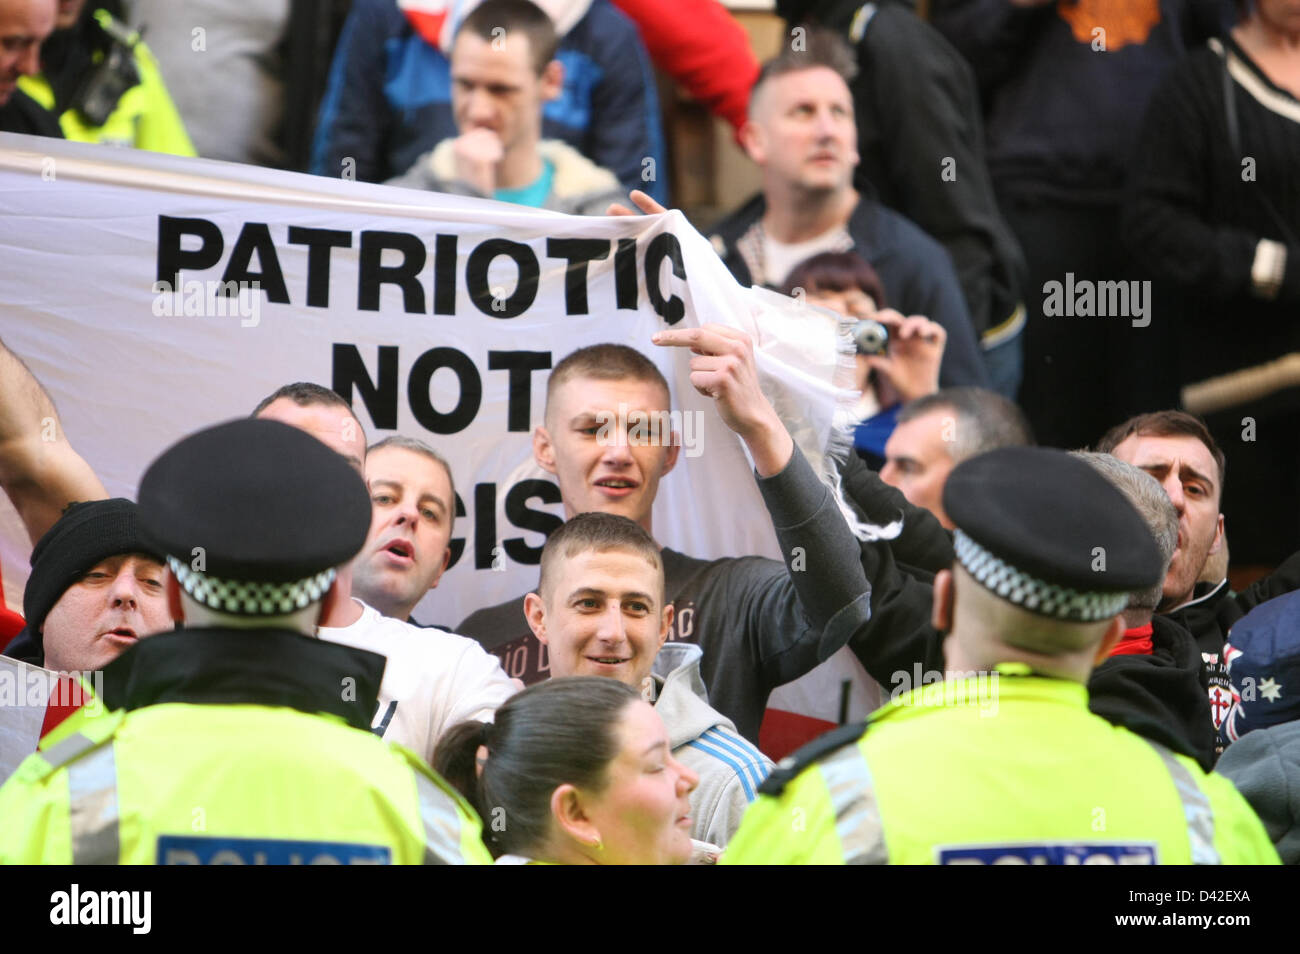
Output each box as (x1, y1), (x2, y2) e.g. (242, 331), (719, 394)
(525, 511), (771, 848)
(386, 0), (625, 215)
(459, 331), (874, 746)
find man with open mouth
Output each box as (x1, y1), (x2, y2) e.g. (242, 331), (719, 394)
(2, 498), (172, 677)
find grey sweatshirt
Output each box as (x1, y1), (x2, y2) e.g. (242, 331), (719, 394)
(651, 643), (772, 847)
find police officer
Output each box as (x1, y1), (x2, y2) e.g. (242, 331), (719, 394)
(17, 0), (193, 153)
(0, 418), (490, 864)
(722, 447), (1279, 865)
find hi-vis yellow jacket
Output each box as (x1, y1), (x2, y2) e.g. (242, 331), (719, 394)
(19, 9), (195, 155)
(723, 669), (1279, 865)
(0, 629), (490, 865)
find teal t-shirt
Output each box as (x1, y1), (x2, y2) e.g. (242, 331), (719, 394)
(494, 160), (554, 208)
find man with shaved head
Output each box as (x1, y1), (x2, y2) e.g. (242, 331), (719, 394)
(707, 26), (987, 389)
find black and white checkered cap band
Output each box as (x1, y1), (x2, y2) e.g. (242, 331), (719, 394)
(953, 530), (1129, 623)
(168, 557), (337, 616)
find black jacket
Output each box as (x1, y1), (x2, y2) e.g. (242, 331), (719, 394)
(848, 535), (1221, 767)
(1089, 615), (1216, 771)
(929, 0), (1230, 205)
(0, 89), (63, 138)
(100, 626), (386, 729)
(708, 193), (990, 389)
(1165, 549), (1300, 657)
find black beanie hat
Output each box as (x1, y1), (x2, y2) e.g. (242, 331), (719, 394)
(21, 498), (162, 641)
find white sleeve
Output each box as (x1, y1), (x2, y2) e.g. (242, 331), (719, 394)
(436, 635), (519, 736)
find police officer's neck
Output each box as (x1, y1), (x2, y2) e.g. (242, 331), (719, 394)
(944, 624), (1103, 686)
(180, 596), (322, 638)
(317, 566), (364, 628)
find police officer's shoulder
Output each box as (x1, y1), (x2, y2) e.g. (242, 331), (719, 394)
(21, 711), (127, 781)
(759, 720), (869, 797)
(391, 742), (479, 816)
(92, 9), (142, 47)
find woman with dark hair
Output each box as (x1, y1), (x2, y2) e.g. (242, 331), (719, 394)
(781, 250), (947, 460)
(434, 677), (700, 865)
(1123, 0), (1300, 566)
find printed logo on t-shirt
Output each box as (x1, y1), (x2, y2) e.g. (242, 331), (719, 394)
(491, 634), (551, 686)
(1203, 652), (1233, 731)
(666, 599), (698, 645)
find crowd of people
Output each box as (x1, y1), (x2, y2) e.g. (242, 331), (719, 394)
(0, 0), (1298, 865)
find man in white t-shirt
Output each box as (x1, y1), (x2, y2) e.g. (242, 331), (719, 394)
(253, 383), (516, 762)
(318, 599), (514, 762)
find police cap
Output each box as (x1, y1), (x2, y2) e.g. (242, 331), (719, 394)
(942, 446), (1163, 623)
(137, 418), (371, 616)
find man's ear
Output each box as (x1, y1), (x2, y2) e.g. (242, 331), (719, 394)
(1093, 616), (1125, 664)
(738, 119), (765, 164)
(661, 433), (681, 479)
(550, 783), (601, 851)
(534, 425), (558, 475)
(1209, 513), (1225, 556)
(317, 578), (341, 624)
(429, 547), (452, 591)
(540, 59), (564, 102)
(165, 572), (185, 624)
(524, 591), (548, 643)
(657, 602), (673, 653)
(932, 569), (954, 633)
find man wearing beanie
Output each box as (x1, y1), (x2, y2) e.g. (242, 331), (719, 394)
(0, 418), (489, 864)
(724, 447), (1278, 864)
(2, 498), (171, 673)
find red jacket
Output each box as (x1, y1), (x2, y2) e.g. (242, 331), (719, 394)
(614, 0), (758, 133)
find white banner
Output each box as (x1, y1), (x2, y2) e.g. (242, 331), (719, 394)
(0, 134), (859, 636)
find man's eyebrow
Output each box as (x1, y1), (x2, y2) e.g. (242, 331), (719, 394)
(566, 586), (609, 601)
(1177, 462), (1215, 489)
(642, 738), (669, 756)
(417, 492), (448, 513)
(618, 590), (656, 606)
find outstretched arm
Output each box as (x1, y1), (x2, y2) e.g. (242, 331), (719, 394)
(0, 338), (107, 544)
(655, 324), (872, 692)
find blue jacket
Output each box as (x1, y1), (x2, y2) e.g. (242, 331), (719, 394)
(309, 0), (666, 200)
